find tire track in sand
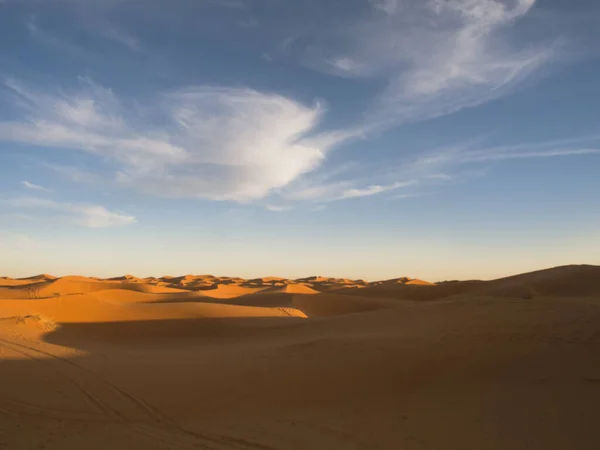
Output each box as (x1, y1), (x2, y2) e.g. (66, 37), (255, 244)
(0, 337), (278, 450)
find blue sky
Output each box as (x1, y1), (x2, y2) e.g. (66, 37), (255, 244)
(0, 0), (599, 280)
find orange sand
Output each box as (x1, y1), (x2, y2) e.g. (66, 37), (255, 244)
(1, 264), (600, 449)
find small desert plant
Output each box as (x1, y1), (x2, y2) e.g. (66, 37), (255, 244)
(1, 315), (58, 331)
(24, 284), (41, 299)
(18, 315), (59, 331)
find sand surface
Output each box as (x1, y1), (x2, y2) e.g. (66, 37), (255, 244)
(2, 265), (600, 449)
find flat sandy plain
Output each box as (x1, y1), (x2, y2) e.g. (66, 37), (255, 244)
(2, 265), (600, 449)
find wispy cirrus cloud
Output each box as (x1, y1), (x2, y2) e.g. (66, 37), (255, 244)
(2, 1), (594, 211)
(265, 204), (293, 212)
(339, 180), (416, 200)
(21, 180), (52, 192)
(410, 136), (600, 172)
(0, 78), (344, 202)
(298, 0), (557, 128)
(276, 134), (600, 206)
(0, 197), (136, 228)
(278, 176), (417, 204)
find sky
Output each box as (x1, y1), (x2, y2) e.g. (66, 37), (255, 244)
(0, 0), (599, 281)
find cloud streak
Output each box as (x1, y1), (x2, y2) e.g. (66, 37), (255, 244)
(0, 197), (136, 228)
(277, 136), (600, 206)
(411, 138), (600, 170)
(21, 180), (52, 192)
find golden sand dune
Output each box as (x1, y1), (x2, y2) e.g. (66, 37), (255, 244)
(19, 273), (57, 281)
(247, 276), (287, 284)
(338, 265), (600, 301)
(85, 288), (206, 304)
(106, 274), (142, 282)
(150, 284), (318, 311)
(369, 276), (434, 286)
(262, 284), (320, 295)
(0, 273), (56, 287)
(475, 264), (600, 298)
(0, 292), (306, 324)
(0, 276), (187, 300)
(198, 284), (269, 298)
(1, 264), (600, 449)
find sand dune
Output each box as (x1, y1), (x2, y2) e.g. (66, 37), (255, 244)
(337, 265), (600, 301)
(475, 264), (600, 298)
(292, 292), (399, 317)
(261, 284), (320, 295)
(0, 276), (187, 300)
(2, 264), (600, 449)
(155, 284), (319, 310)
(106, 274), (142, 282)
(198, 284), (269, 298)
(0, 274), (56, 287)
(0, 292), (306, 324)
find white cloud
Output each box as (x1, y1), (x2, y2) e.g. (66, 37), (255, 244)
(281, 135), (600, 205)
(21, 180), (52, 192)
(339, 180), (416, 199)
(3, 75), (594, 208)
(265, 205), (293, 212)
(280, 177), (417, 203)
(371, 0), (555, 126)
(282, 180), (354, 202)
(413, 137), (600, 170)
(0, 197), (136, 228)
(0, 79), (341, 202)
(394, 137), (600, 185)
(2, 0), (591, 214)
(303, 0), (555, 127)
(73, 205), (137, 228)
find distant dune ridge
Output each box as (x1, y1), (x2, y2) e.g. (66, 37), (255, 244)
(2, 264), (600, 449)
(1, 264), (600, 320)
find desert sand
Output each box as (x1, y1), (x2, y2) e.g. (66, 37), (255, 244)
(2, 265), (600, 449)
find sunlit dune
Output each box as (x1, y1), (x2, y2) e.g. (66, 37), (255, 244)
(0, 291), (306, 324)
(262, 284), (320, 295)
(2, 264), (600, 449)
(0, 273), (56, 287)
(198, 284), (270, 298)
